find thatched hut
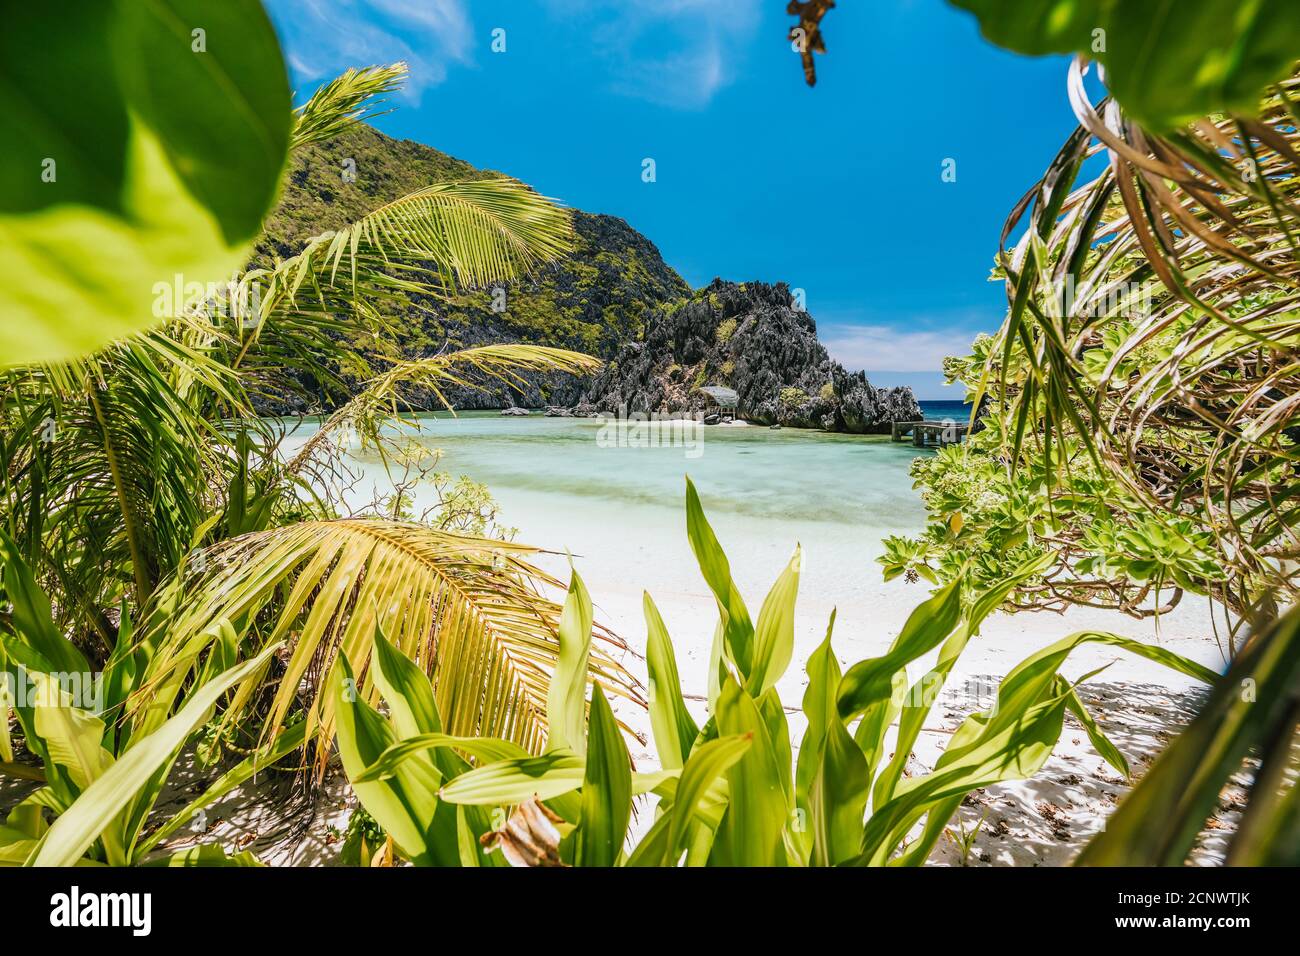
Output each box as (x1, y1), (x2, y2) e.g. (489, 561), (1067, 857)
(696, 385), (739, 423)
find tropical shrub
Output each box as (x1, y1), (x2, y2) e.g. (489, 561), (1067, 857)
(0, 539), (300, 866)
(0, 56), (631, 869)
(900, 62), (1300, 639)
(900, 24), (1300, 862)
(334, 479), (1213, 866)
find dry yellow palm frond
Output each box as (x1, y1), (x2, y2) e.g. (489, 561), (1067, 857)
(134, 519), (644, 761)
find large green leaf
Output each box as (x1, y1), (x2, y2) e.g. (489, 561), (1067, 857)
(710, 675), (788, 866)
(808, 709), (871, 867)
(626, 734), (750, 867)
(836, 578), (963, 719)
(856, 690), (1074, 865)
(873, 555), (1053, 807)
(746, 547), (800, 695)
(643, 592), (699, 770)
(29, 675), (112, 793)
(795, 614), (869, 866)
(949, 0), (1300, 130)
(546, 568), (594, 757)
(329, 654), (448, 867)
(438, 750), (587, 806)
(0, 0), (290, 365)
(355, 734), (530, 783)
(573, 687), (632, 867)
(685, 477), (754, 675)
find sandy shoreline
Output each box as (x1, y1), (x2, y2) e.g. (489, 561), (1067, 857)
(151, 417), (1242, 866)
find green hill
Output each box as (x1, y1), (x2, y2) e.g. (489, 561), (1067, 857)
(260, 123), (690, 409)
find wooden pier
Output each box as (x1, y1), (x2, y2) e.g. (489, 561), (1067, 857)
(891, 419), (971, 448)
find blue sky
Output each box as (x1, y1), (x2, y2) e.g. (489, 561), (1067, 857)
(266, 0), (1080, 399)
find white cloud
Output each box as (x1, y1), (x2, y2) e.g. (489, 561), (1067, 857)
(267, 0), (473, 104)
(821, 324), (975, 374)
(547, 0), (761, 109)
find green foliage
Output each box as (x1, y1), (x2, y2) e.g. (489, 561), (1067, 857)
(948, 0), (1300, 130)
(0, 0), (291, 365)
(0, 547), (301, 866)
(338, 480), (1212, 867)
(0, 58), (637, 869)
(896, 325), (1230, 617)
(715, 317), (738, 344)
(778, 386), (807, 408)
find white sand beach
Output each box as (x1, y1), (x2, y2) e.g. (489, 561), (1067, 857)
(213, 412), (1240, 865)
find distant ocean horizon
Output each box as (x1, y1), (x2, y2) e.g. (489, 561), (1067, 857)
(917, 399), (973, 421)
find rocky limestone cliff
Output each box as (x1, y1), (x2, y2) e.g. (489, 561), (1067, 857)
(581, 280), (921, 433)
(262, 124), (920, 430)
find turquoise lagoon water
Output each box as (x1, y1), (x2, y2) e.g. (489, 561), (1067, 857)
(376, 410), (931, 530)
(285, 402), (966, 722)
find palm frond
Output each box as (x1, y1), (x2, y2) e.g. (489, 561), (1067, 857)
(286, 344), (602, 475)
(220, 176), (575, 408)
(0, 343), (231, 640)
(290, 63), (409, 151)
(133, 520), (645, 762)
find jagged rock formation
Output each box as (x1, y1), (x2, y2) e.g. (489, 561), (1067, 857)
(262, 124), (920, 430)
(581, 280), (921, 433)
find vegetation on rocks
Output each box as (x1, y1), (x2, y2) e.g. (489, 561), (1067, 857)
(582, 280), (921, 433)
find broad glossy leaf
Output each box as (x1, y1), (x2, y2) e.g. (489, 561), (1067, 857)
(29, 675), (112, 793)
(439, 750), (586, 806)
(356, 734), (528, 783)
(837, 578), (963, 719)
(0, 0), (290, 365)
(685, 477), (754, 674)
(857, 691), (1073, 865)
(546, 568), (593, 756)
(790, 612), (870, 866)
(949, 0), (1300, 130)
(330, 654), (447, 867)
(710, 675), (788, 866)
(654, 734), (751, 866)
(796, 611), (840, 809)
(809, 711), (871, 867)
(644, 592), (699, 770)
(573, 688), (632, 867)
(746, 546), (800, 695)
(874, 557), (1052, 806)
(371, 623), (441, 738)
